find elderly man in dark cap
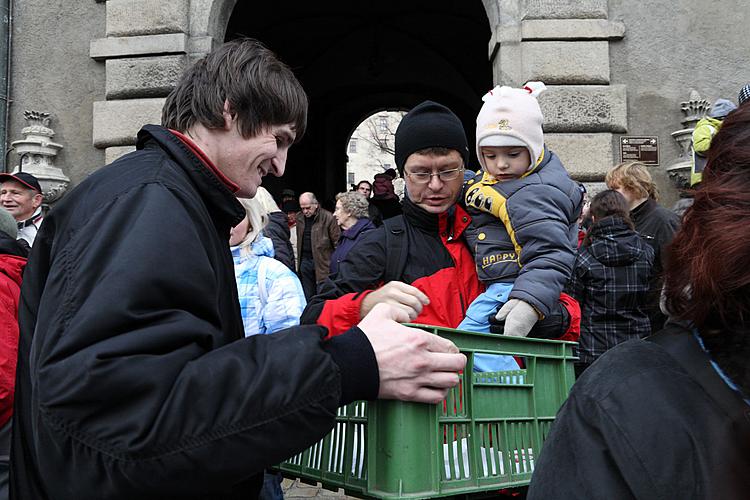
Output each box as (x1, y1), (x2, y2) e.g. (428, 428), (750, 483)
(0, 172), (44, 247)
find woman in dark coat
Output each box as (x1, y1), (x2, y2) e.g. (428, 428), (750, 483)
(253, 187), (295, 271)
(567, 189), (654, 376)
(529, 103), (750, 500)
(329, 191), (375, 276)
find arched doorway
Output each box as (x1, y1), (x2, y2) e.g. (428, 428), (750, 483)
(224, 1), (492, 205)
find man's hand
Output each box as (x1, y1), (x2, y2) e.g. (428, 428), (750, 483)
(496, 299), (540, 337)
(360, 281), (430, 321)
(358, 303), (466, 404)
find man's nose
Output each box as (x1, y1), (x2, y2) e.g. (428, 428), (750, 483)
(270, 148), (288, 177)
(427, 173), (444, 190)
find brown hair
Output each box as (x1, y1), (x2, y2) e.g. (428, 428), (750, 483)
(663, 102), (750, 330)
(605, 161), (659, 201)
(582, 189), (634, 246)
(162, 38), (308, 140)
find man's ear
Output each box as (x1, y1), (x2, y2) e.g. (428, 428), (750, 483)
(32, 193), (43, 209)
(222, 100), (235, 131)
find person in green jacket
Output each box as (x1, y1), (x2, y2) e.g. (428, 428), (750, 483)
(691, 98), (737, 186)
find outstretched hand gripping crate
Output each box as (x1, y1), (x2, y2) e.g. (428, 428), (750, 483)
(278, 325), (576, 499)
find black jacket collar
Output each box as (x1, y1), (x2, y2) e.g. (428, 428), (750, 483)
(403, 197), (441, 233)
(630, 197), (657, 223)
(137, 125), (246, 228)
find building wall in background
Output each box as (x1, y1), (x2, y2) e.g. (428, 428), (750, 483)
(7, 0), (749, 208)
(8, 0), (105, 184)
(346, 111), (404, 197)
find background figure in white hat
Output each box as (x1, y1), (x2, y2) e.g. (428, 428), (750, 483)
(459, 82), (583, 370)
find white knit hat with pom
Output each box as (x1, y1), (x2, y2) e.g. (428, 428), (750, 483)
(476, 82), (546, 171)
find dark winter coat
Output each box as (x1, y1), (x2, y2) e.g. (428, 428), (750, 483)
(329, 217), (375, 276)
(630, 197), (680, 331)
(463, 148), (583, 317)
(567, 216), (655, 365)
(296, 208), (340, 282)
(367, 202), (383, 227)
(264, 210), (295, 271)
(528, 323), (750, 499)
(10, 125), (378, 500)
(370, 197), (402, 222)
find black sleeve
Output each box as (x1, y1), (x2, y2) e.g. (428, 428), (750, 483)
(507, 184), (578, 317)
(265, 213), (295, 271)
(301, 226), (387, 325)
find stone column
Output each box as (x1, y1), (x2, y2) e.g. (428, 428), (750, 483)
(10, 111), (70, 204)
(488, 0), (626, 182)
(89, 0), (214, 164)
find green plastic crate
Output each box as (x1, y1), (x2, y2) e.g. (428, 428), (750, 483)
(278, 324), (576, 499)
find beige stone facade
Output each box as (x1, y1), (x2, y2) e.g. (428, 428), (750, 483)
(8, 0), (750, 206)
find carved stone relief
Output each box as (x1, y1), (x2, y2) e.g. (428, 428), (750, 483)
(9, 111), (70, 203)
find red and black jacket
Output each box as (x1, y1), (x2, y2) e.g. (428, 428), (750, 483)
(302, 198), (483, 334)
(302, 198), (580, 342)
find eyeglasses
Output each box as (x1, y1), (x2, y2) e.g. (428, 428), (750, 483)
(404, 167), (464, 184)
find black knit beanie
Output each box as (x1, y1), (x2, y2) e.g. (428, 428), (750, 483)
(394, 101), (470, 175)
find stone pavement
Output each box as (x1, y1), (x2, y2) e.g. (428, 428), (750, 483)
(282, 478), (362, 499)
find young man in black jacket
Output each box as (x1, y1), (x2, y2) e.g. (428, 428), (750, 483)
(10, 38), (465, 500)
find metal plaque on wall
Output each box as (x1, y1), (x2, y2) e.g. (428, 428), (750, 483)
(619, 136), (659, 165)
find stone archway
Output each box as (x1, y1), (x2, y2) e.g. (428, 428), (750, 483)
(188, 0), (236, 48)
(90, 0), (628, 199)
(222, 1), (495, 202)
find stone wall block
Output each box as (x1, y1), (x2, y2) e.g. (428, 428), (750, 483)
(545, 133), (614, 181)
(93, 98), (165, 148)
(106, 55), (187, 99)
(105, 146), (136, 165)
(91, 33), (187, 60)
(523, 0), (608, 20)
(522, 41), (609, 84)
(521, 19), (625, 40)
(107, 0), (189, 37)
(540, 85), (627, 133)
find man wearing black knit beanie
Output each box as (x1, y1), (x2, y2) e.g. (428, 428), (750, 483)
(302, 99), (579, 342)
(301, 100), (482, 331)
(394, 101), (470, 177)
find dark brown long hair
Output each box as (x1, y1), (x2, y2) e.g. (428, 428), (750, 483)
(664, 103), (750, 330)
(582, 189), (634, 246)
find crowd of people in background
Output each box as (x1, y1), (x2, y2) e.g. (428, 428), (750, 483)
(0, 37), (747, 499)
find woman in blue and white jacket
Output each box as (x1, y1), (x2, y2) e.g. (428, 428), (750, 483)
(230, 196), (307, 337)
(231, 196), (307, 500)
